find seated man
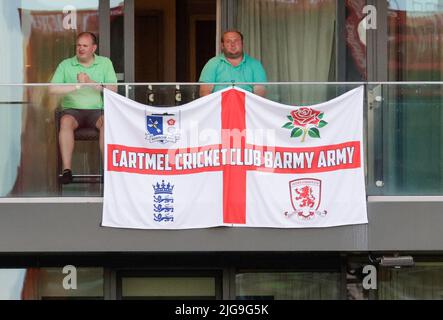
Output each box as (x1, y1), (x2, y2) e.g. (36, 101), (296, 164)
(199, 30), (267, 97)
(49, 32), (117, 184)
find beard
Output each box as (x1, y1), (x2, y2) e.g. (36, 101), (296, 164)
(223, 49), (243, 59)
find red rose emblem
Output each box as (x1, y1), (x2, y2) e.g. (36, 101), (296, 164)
(290, 108), (321, 127)
(283, 108), (327, 142)
(167, 119), (176, 126)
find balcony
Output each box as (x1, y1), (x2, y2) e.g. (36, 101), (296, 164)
(0, 82), (442, 252)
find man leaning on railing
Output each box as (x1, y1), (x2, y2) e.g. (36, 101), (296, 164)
(48, 31), (117, 184)
(199, 30), (267, 97)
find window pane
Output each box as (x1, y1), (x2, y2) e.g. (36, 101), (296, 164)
(0, 1), (100, 197)
(388, 0), (443, 80)
(38, 267), (104, 299)
(0, 268), (104, 300)
(0, 269), (27, 300)
(236, 272), (341, 300)
(384, 1), (443, 194)
(19, 0), (100, 82)
(121, 277), (216, 299)
(379, 263), (443, 300)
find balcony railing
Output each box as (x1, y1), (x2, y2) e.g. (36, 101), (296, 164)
(1, 82), (442, 197)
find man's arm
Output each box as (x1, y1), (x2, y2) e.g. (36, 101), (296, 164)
(77, 72), (117, 92)
(253, 85), (266, 97)
(103, 59), (118, 92)
(199, 58), (217, 97)
(252, 60), (267, 97)
(77, 73), (105, 92)
(199, 84), (214, 97)
(48, 85), (78, 95)
(48, 63), (78, 94)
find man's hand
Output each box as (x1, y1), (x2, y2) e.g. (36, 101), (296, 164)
(77, 72), (92, 83)
(103, 85), (118, 92)
(253, 85), (266, 97)
(199, 84), (214, 97)
(77, 72), (107, 92)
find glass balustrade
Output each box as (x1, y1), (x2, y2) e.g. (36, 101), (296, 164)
(0, 82), (442, 197)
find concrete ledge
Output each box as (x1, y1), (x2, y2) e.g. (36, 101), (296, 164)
(0, 202), (367, 252)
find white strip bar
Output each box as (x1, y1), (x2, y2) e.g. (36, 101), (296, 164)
(0, 197), (103, 203)
(368, 196), (443, 202)
(1, 81), (443, 86)
(2, 196), (443, 204)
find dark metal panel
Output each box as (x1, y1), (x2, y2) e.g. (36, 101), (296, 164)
(366, 0), (388, 81)
(335, 0), (346, 81)
(99, 0), (110, 57)
(124, 0), (135, 82)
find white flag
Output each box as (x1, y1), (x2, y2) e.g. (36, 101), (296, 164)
(102, 87), (367, 229)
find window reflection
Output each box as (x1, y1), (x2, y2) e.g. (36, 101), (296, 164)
(236, 272), (341, 300)
(121, 277), (216, 300)
(0, 268), (104, 300)
(0, 269), (26, 300)
(1, 1), (100, 197)
(388, 0), (443, 81)
(0, 1), (25, 197)
(19, 0), (100, 83)
(38, 267), (104, 299)
(383, 1), (443, 194)
(378, 263), (443, 300)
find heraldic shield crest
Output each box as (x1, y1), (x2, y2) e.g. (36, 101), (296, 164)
(145, 112), (180, 144)
(288, 178), (327, 220)
(152, 180), (174, 222)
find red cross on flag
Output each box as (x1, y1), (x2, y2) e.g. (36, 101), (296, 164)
(102, 87), (367, 229)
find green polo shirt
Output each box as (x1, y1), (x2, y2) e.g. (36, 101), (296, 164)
(51, 55), (117, 109)
(199, 53), (267, 93)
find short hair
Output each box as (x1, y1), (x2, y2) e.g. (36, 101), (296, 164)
(77, 32), (98, 45)
(221, 30), (244, 43)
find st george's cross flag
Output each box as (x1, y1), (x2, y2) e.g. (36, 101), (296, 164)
(102, 86), (367, 229)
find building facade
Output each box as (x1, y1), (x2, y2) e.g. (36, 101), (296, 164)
(1, 0), (443, 300)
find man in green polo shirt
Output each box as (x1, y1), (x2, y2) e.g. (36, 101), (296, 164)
(49, 32), (117, 184)
(199, 30), (267, 97)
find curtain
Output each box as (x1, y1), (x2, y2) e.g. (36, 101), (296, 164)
(235, 0), (336, 103)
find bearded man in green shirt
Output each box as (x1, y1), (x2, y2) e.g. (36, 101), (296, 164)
(49, 32), (117, 184)
(199, 30), (267, 97)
